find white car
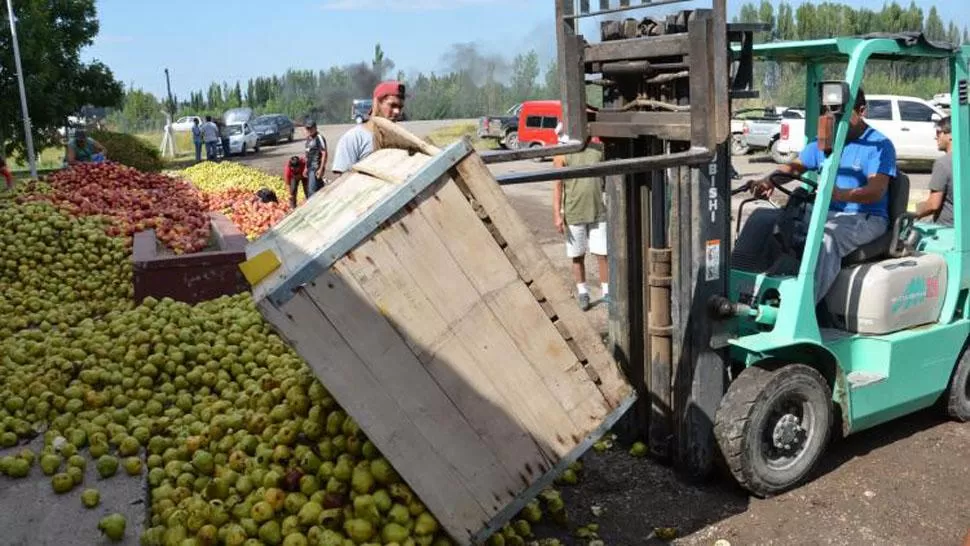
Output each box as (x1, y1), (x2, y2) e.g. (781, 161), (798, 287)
(171, 116), (203, 132)
(775, 94), (946, 163)
(222, 122), (260, 155)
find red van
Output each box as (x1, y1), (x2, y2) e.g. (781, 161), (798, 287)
(516, 100), (563, 149)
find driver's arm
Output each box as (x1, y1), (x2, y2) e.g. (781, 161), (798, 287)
(834, 173), (890, 204)
(833, 137), (896, 205)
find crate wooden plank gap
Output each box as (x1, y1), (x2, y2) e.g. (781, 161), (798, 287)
(244, 119), (635, 545)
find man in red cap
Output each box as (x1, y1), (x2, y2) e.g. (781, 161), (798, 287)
(332, 80), (406, 175)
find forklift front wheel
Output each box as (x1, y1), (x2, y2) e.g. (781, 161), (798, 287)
(945, 348), (970, 422)
(714, 364), (833, 497)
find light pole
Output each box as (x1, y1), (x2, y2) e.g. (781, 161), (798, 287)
(5, 0), (37, 179)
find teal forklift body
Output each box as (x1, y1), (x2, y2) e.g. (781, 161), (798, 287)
(726, 36), (970, 435)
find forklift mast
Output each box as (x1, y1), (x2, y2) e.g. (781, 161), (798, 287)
(501, 0), (766, 479)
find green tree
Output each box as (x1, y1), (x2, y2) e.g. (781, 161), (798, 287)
(0, 0), (122, 156)
(544, 60), (560, 100)
(511, 50), (540, 103)
(120, 89), (162, 131)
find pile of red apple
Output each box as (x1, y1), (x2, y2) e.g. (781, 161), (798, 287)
(41, 162), (211, 254)
(204, 188), (291, 240)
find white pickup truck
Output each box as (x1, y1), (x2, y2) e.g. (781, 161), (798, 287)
(773, 94), (947, 163)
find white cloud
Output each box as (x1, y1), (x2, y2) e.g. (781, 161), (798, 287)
(322, 0), (501, 11)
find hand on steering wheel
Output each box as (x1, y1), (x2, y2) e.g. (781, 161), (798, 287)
(767, 171), (818, 196)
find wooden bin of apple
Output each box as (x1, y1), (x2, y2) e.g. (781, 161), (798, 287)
(41, 162), (251, 304)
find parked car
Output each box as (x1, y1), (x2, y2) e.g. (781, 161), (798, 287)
(731, 107), (786, 155)
(221, 122), (260, 155)
(219, 108), (259, 155)
(351, 99), (373, 124)
(775, 94), (946, 163)
(478, 103), (522, 149)
(517, 100), (562, 149)
(742, 108), (805, 163)
(172, 116), (203, 132)
(252, 114), (295, 145)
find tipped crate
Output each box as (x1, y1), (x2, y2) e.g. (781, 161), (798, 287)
(244, 119), (635, 544)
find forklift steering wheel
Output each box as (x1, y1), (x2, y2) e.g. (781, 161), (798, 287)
(768, 171), (818, 195)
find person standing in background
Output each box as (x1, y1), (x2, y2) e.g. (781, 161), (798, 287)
(303, 120), (328, 196)
(201, 116), (221, 161)
(191, 118), (203, 163)
(553, 136), (609, 311)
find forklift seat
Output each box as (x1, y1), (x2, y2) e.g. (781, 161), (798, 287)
(841, 172), (909, 266)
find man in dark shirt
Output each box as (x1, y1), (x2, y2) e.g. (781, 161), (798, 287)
(304, 120), (328, 196)
(915, 115), (953, 226)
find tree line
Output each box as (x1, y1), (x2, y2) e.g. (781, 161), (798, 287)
(108, 44), (561, 132)
(735, 1), (968, 107)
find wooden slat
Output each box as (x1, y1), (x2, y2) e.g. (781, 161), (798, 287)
(300, 267), (514, 518)
(409, 180), (609, 420)
(368, 191), (582, 460)
(451, 153), (634, 408)
(335, 218), (549, 493)
(248, 172), (397, 299)
(260, 293), (487, 542)
(584, 33), (690, 63)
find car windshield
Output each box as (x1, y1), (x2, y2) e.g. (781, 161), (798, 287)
(222, 125), (243, 136)
(254, 116), (275, 125)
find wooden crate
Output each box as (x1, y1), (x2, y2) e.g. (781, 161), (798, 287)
(245, 119), (635, 544)
(133, 212), (249, 304)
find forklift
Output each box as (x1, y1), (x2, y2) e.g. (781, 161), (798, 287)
(483, 1), (970, 497)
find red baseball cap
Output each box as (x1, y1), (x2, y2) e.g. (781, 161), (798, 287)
(374, 81), (406, 102)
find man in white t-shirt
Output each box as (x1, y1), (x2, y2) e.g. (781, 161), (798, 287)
(332, 81), (406, 175)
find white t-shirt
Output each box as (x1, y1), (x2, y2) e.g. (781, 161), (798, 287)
(201, 122), (220, 143)
(332, 125), (375, 173)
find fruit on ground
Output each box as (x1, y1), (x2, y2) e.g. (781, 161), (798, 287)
(98, 513), (127, 542)
(81, 488), (101, 508)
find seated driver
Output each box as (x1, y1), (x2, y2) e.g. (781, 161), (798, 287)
(740, 88), (897, 303)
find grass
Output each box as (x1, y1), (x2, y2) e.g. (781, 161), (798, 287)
(425, 123), (498, 151)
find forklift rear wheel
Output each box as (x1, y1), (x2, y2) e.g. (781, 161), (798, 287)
(945, 347), (970, 421)
(714, 364), (832, 497)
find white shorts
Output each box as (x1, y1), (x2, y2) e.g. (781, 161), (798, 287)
(566, 222), (607, 258)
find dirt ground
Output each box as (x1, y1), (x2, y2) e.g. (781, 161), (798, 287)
(240, 124), (967, 546)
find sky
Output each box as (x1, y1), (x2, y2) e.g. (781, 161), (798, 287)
(82, 0), (968, 99)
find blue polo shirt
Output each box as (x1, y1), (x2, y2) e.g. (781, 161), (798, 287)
(799, 126), (897, 218)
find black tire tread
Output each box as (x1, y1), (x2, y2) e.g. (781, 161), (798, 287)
(714, 364), (830, 497)
(946, 346), (970, 421)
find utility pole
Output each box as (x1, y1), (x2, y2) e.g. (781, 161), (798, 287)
(164, 68), (176, 117)
(6, 0), (37, 179)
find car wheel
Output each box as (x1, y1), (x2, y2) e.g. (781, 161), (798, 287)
(714, 363), (833, 498)
(288, 131), (295, 143)
(240, 144), (247, 156)
(254, 142), (260, 153)
(503, 131), (519, 151)
(731, 133), (750, 156)
(770, 139), (794, 164)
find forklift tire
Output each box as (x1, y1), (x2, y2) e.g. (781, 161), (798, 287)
(714, 364), (832, 498)
(945, 347), (970, 421)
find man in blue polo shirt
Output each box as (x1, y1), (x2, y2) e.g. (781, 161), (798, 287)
(742, 87), (897, 303)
